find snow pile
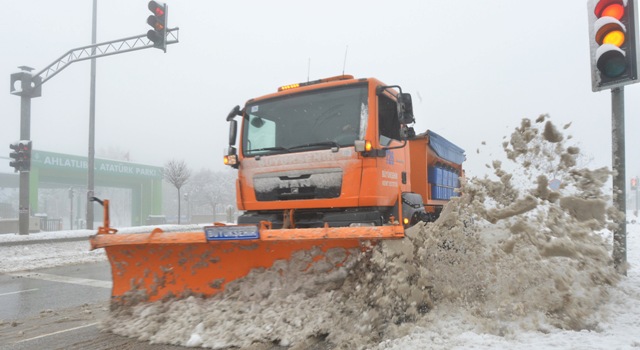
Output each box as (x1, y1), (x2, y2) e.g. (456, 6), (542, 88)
(411, 116), (620, 333)
(101, 115), (624, 349)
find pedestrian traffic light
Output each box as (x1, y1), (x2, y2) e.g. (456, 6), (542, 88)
(8, 140), (32, 172)
(632, 176), (638, 190)
(588, 0), (640, 91)
(147, 1), (168, 52)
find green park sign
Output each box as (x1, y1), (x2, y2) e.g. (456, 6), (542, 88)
(23, 150), (164, 226)
(32, 150), (163, 179)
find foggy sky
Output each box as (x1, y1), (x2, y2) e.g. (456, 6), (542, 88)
(2, 0), (640, 182)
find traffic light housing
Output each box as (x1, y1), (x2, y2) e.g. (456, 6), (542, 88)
(147, 1), (168, 52)
(632, 176), (638, 190)
(21, 140), (32, 171)
(9, 142), (20, 172)
(588, 0), (640, 91)
(8, 140), (32, 172)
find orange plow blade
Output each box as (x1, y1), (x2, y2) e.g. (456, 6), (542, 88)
(90, 224), (404, 305)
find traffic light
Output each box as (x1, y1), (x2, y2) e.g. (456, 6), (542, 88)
(20, 140), (32, 171)
(588, 0), (640, 91)
(146, 1), (168, 52)
(632, 176), (638, 190)
(9, 142), (20, 172)
(8, 140), (32, 172)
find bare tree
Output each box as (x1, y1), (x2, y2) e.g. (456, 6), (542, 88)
(186, 169), (236, 220)
(164, 159), (191, 224)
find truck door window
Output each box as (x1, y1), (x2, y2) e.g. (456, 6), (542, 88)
(378, 94), (401, 146)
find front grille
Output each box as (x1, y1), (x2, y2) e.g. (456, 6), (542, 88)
(254, 168), (342, 201)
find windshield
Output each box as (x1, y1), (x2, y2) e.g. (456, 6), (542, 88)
(242, 84), (368, 156)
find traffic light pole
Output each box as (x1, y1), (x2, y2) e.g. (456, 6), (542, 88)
(87, 0), (98, 231)
(18, 95), (32, 235)
(9, 28), (179, 235)
(9, 67), (40, 235)
(611, 87), (627, 275)
(588, 0), (637, 275)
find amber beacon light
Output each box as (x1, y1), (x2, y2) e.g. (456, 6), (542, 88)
(588, 0), (640, 91)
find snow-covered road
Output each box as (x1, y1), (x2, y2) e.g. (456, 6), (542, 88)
(1, 224), (637, 349)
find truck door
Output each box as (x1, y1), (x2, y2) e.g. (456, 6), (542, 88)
(376, 92), (407, 197)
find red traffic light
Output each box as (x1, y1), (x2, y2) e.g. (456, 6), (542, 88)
(595, 0), (625, 18)
(602, 3), (625, 19)
(149, 1), (165, 17)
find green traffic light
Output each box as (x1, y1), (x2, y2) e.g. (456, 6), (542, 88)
(597, 49), (627, 77)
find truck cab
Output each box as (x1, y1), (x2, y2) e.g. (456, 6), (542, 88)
(225, 75), (463, 229)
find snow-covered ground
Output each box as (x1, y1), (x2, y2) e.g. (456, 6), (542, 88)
(1, 220), (638, 349)
(1, 118), (639, 349)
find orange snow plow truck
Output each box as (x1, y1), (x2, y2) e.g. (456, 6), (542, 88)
(90, 75), (465, 305)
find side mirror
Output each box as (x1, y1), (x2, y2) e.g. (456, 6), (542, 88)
(226, 105), (241, 121)
(229, 119), (238, 146)
(398, 93), (414, 124)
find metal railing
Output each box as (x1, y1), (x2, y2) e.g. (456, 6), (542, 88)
(39, 217), (62, 232)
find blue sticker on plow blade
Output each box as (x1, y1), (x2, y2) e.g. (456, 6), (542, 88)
(204, 226), (260, 241)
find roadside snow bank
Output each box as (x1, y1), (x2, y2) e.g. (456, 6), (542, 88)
(0, 240), (106, 273)
(0, 225), (205, 273)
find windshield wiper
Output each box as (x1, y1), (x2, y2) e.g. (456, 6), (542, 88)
(249, 142), (340, 155)
(288, 141), (340, 151)
(248, 146), (290, 154)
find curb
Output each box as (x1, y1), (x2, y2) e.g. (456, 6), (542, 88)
(0, 236), (91, 247)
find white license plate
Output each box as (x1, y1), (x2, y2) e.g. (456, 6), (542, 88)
(204, 226), (260, 241)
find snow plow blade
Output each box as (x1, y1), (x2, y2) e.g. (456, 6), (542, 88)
(90, 223), (404, 305)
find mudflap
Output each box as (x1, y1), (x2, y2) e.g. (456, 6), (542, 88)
(90, 224), (404, 306)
